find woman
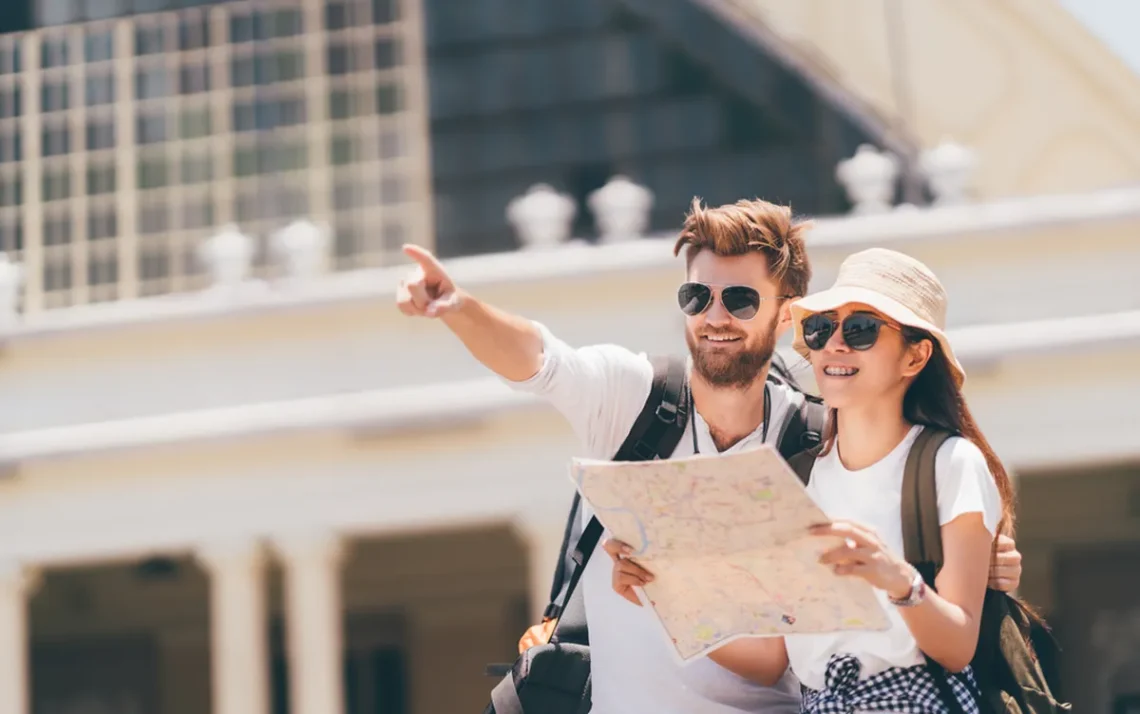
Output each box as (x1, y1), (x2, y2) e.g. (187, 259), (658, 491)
(610, 248), (1011, 712)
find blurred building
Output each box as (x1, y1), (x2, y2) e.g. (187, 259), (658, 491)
(0, 1), (1137, 713)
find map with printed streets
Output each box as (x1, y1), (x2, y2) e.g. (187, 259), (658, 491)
(573, 446), (891, 662)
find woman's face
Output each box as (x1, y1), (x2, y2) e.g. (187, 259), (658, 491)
(803, 302), (930, 410)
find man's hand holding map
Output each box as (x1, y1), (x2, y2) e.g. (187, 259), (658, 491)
(572, 446), (891, 663)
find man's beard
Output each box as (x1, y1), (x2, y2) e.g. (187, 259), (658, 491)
(686, 317), (777, 389)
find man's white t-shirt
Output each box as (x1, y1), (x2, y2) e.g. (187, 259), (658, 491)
(507, 322), (804, 714)
(783, 425), (1002, 690)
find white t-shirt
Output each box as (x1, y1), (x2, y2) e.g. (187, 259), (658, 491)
(508, 322), (805, 714)
(783, 425), (1003, 691)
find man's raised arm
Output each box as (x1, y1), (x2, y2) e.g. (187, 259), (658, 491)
(396, 244), (544, 382)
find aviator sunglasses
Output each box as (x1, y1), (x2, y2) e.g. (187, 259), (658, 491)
(801, 311), (913, 351)
(677, 282), (789, 321)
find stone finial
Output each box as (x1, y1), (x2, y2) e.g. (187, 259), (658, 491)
(836, 144), (899, 215)
(506, 183), (577, 250)
(588, 175), (654, 243)
(198, 224), (255, 289)
(920, 139), (977, 206)
(271, 219), (329, 282)
(0, 253), (22, 325)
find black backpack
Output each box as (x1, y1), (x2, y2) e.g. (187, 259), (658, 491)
(483, 354), (826, 714)
(788, 428), (1070, 714)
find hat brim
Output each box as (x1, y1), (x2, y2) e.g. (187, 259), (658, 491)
(790, 286), (965, 387)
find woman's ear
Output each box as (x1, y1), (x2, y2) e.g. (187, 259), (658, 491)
(901, 338), (933, 378)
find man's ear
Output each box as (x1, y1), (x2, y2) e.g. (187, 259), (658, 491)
(902, 339), (934, 378)
(773, 301), (795, 340)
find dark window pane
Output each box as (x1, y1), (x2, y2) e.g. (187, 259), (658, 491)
(373, 0), (398, 24)
(230, 15), (254, 43)
(376, 83), (400, 114)
(326, 3), (348, 30)
(231, 56), (254, 87)
(85, 118), (115, 150)
(40, 37), (69, 68)
(136, 114), (167, 144)
(86, 165), (116, 195)
(179, 15), (210, 51)
(327, 46), (349, 76)
(41, 126), (70, 156)
(135, 67), (168, 100)
(84, 31), (115, 63)
(86, 74), (115, 106)
(179, 64), (210, 94)
(134, 26), (165, 56)
(375, 38), (400, 69)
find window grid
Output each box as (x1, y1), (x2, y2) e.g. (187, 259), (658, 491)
(4, 0), (432, 312)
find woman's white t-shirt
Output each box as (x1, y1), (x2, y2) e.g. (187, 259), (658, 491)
(783, 425), (1003, 691)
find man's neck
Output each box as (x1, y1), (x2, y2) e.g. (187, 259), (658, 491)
(690, 366), (770, 452)
(834, 400), (912, 471)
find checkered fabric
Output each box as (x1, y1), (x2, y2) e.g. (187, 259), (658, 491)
(801, 654), (980, 714)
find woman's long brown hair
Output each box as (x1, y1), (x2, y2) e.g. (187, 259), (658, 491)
(901, 335), (1016, 539)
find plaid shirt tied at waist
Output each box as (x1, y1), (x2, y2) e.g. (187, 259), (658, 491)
(800, 654), (981, 714)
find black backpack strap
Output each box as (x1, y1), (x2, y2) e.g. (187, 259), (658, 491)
(900, 427), (955, 577)
(543, 355), (689, 628)
(612, 355), (689, 462)
(786, 444), (822, 486)
(775, 393), (826, 460)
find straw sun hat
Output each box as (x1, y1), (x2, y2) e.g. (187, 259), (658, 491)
(790, 248), (965, 387)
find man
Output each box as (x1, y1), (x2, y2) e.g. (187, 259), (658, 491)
(396, 197), (1023, 713)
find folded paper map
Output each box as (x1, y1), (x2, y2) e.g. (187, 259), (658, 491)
(572, 446), (891, 662)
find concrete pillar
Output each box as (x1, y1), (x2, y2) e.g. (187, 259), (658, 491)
(274, 532), (347, 714)
(0, 562), (37, 714)
(197, 540), (270, 714)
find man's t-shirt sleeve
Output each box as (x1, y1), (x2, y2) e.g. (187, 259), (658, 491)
(505, 321), (654, 459)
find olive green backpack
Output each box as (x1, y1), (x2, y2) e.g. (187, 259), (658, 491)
(789, 428), (1071, 714)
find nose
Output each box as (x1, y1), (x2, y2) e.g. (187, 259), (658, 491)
(703, 290), (732, 326)
(823, 325), (850, 354)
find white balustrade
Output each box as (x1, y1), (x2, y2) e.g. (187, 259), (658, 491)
(271, 219), (330, 283)
(920, 139), (978, 206)
(197, 224), (256, 294)
(836, 144), (899, 215)
(506, 184), (578, 250)
(588, 175), (654, 243)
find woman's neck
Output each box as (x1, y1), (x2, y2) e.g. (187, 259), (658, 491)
(834, 400), (913, 471)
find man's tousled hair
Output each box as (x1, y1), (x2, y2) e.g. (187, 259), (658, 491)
(673, 197), (813, 297)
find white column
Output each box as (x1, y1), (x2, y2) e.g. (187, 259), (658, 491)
(274, 532), (347, 714)
(0, 562), (37, 714)
(197, 540), (270, 714)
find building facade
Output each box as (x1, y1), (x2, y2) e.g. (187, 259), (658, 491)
(0, 1), (1138, 714)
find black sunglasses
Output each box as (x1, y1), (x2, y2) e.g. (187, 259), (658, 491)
(678, 282), (787, 321)
(801, 312), (904, 351)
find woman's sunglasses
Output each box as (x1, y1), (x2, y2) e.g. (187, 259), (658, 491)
(801, 312), (904, 351)
(678, 282), (785, 321)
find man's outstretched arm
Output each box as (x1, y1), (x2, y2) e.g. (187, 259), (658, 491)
(396, 244), (544, 382)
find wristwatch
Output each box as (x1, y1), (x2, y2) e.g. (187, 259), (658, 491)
(888, 569), (926, 607)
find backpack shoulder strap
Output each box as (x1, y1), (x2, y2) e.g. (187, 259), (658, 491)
(612, 355), (689, 462)
(786, 445), (822, 486)
(775, 394), (826, 459)
(900, 427), (955, 577)
(544, 355), (689, 625)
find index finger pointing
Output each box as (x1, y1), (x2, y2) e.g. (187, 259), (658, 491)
(402, 243), (444, 276)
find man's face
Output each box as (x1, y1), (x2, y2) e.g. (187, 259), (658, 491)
(682, 251), (788, 389)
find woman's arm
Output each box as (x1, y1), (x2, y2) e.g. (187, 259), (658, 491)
(893, 513), (992, 671)
(707, 637), (790, 686)
(813, 513), (992, 673)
